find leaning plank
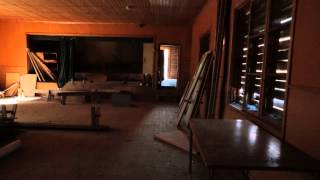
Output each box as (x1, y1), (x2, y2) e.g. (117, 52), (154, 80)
(191, 53), (215, 119)
(31, 53), (56, 81)
(4, 82), (19, 97)
(28, 52), (44, 82)
(0, 139), (21, 159)
(27, 49), (45, 81)
(177, 51), (213, 127)
(180, 54), (212, 126)
(31, 56), (44, 81)
(31, 54), (55, 80)
(154, 130), (197, 155)
(34, 52), (57, 64)
(179, 81), (190, 107)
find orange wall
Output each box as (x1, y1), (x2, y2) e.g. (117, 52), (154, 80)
(190, 0), (217, 74)
(0, 20), (192, 90)
(285, 0), (320, 160)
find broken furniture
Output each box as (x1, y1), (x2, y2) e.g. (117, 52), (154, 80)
(57, 89), (120, 105)
(189, 119), (320, 177)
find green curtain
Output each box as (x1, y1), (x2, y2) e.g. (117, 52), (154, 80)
(58, 38), (74, 88)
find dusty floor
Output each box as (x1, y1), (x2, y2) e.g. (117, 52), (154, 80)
(0, 98), (247, 180)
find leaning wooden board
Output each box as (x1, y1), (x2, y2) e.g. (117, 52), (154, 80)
(181, 53), (212, 126)
(177, 51), (213, 127)
(20, 74), (37, 97)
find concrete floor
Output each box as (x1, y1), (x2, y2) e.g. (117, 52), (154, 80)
(0, 98), (247, 180)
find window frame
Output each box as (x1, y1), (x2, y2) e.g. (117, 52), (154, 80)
(228, 0), (297, 138)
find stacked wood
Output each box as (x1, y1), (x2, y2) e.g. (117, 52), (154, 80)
(1, 82), (19, 97)
(35, 52), (57, 64)
(26, 49), (56, 82)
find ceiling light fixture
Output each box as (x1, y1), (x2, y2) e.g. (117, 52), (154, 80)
(125, 5), (134, 11)
(149, 0), (171, 6)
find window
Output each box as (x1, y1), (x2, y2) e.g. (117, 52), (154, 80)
(230, 0), (295, 128)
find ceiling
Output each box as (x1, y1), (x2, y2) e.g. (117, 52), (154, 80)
(0, 0), (207, 25)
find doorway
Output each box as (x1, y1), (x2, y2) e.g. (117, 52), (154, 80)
(158, 45), (180, 88)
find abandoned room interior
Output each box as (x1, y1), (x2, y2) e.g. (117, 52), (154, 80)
(0, 0), (319, 179)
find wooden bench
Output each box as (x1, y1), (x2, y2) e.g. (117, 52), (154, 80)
(0, 98), (18, 124)
(57, 89), (120, 105)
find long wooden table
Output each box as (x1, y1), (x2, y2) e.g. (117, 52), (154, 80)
(57, 89), (121, 105)
(0, 97), (18, 122)
(189, 119), (319, 177)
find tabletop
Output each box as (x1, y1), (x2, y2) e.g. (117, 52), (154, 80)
(190, 119), (319, 172)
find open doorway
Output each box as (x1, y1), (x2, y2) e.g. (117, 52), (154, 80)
(158, 45), (180, 88)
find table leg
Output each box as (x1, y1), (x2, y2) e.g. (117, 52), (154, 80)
(85, 95), (91, 103)
(61, 96), (66, 105)
(209, 168), (215, 179)
(1, 105), (6, 119)
(189, 129), (193, 174)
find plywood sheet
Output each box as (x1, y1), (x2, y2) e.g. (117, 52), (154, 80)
(5, 73), (20, 89)
(20, 74), (37, 97)
(154, 130), (197, 155)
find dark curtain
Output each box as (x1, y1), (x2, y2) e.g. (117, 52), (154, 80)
(58, 38), (75, 88)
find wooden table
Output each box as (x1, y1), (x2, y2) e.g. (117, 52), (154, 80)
(189, 119), (319, 177)
(57, 89), (121, 105)
(0, 98), (18, 122)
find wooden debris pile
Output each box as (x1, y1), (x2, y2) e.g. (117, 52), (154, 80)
(26, 49), (56, 82)
(0, 82), (19, 97)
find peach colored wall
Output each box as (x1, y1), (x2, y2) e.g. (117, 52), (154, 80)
(190, 0), (217, 74)
(285, 0), (320, 159)
(0, 20), (192, 91)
